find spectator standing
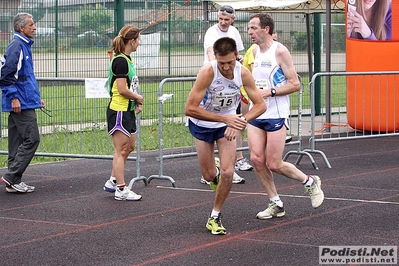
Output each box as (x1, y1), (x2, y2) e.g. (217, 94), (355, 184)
(103, 25), (143, 201)
(0, 13), (44, 193)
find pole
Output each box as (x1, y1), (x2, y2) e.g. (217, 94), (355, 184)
(314, 13), (322, 115)
(325, 0), (332, 130)
(114, 0), (124, 34)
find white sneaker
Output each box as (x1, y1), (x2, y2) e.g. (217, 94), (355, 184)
(114, 187), (142, 201)
(200, 176), (210, 184)
(202, 172), (245, 185)
(285, 136), (293, 143)
(235, 158), (253, 171)
(232, 172), (245, 184)
(305, 175), (324, 208)
(200, 157), (221, 184)
(103, 178), (117, 193)
(256, 202), (286, 219)
(5, 182), (35, 193)
(200, 156), (245, 184)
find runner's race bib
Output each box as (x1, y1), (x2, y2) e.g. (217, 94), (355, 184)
(212, 91), (239, 112)
(255, 79), (271, 107)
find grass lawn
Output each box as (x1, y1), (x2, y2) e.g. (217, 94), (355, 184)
(0, 75), (348, 168)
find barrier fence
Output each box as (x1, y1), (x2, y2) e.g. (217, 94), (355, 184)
(0, 75), (314, 187)
(303, 71), (399, 169)
(0, 78), (114, 158)
(147, 76), (313, 186)
(3, 72), (397, 187)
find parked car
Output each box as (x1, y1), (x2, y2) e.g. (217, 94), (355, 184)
(35, 27), (67, 37)
(36, 27), (55, 36)
(77, 30), (99, 38)
(74, 30), (110, 47)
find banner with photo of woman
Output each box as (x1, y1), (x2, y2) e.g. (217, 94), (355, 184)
(346, 0), (392, 41)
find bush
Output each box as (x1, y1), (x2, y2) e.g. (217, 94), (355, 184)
(294, 32), (308, 51)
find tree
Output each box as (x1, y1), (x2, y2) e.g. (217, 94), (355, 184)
(79, 5), (111, 33)
(19, 2), (45, 22)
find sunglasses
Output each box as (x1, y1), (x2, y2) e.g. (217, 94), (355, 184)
(219, 6), (234, 14)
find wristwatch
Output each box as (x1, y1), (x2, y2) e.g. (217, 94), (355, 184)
(240, 115), (246, 121)
(271, 88), (276, 97)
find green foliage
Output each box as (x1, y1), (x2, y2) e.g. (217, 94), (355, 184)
(173, 16), (202, 33)
(293, 32), (308, 51)
(19, 2), (46, 21)
(0, 122), (192, 168)
(0, 76), (349, 168)
(331, 24), (346, 53)
(158, 2), (202, 46)
(79, 5), (112, 32)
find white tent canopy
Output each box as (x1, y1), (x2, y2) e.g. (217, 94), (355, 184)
(211, 0), (344, 13)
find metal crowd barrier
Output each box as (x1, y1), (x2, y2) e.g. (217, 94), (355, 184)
(147, 77), (197, 187)
(0, 77), (146, 188)
(147, 76), (313, 186)
(283, 75), (319, 169)
(303, 71), (399, 169)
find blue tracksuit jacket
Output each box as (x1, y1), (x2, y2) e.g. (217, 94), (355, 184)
(0, 32), (41, 112)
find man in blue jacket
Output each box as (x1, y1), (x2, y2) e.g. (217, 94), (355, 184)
(0, 13), (44, 193)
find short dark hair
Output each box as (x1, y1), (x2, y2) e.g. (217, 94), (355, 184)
(250, 13), (275, 36)
(213, 37), (237, 57)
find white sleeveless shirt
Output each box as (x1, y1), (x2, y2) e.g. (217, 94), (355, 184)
(189, 60), (242, 128)
(251, 41), (290, 119)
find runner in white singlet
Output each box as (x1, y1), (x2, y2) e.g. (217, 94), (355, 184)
(247, 13), (325, 221)
(185, 37), (266, 235)
(188, 60), (242, 129)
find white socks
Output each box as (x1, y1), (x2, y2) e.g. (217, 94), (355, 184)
(270, 196), (283, 207)
(211, 209), (220, 218)
(302, 176), (314, 186)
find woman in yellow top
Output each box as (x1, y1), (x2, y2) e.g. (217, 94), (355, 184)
(103, 25), (144, 201)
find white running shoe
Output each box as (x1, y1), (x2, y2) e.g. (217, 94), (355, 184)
(232, 172), (245, 184)
(200, 157), (220, 184)
(202, 172), (245, 185)
(285, 136), (293, 143)
(5, 182), (35, 193)
(114, 187), (142, 201)
(256, 202), (286, 219)
(103, 178), (117, 193)
(214, 157), (221, 167)
(235, 158), (253, 171)
(305, 175), (324, 208)
(200, 176), (210, 184)
(200, 157), (245, 184)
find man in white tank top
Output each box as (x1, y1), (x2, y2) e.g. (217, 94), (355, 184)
(247, 13), (325, 220)
(185, 37), (266, 235)
(203, 5), (254, 177)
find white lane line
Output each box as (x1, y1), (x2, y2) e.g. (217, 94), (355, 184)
(156, 186), (399, 205)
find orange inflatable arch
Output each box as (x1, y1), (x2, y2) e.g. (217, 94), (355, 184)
(346, 1), (399, 132)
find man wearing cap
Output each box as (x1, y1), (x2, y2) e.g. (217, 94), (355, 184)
(203, 5), (244, 64)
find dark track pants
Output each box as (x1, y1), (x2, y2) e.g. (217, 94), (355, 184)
(4, 110), (40, 184)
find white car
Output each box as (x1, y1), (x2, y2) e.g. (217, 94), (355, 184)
(77, 31), (99, 38)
